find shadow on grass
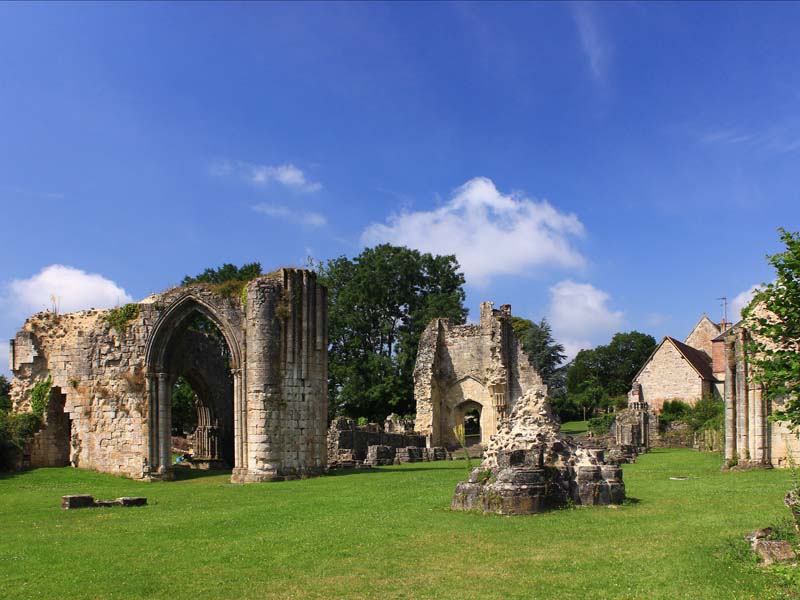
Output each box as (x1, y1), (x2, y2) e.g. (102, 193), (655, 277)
(172, 467), (232, 481)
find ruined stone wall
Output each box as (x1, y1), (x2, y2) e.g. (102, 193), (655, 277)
(9, 268), (328, 483)
(635, 342), (705, 412)
(414, 302), (546, 447)
(326, 417), (426, 465)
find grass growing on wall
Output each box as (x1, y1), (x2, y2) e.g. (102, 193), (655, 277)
(0, 450), (796, 599)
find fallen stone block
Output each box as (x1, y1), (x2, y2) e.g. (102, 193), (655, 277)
(116, 497), (147, 507)
(61, 495), (95, 510)
(61, 495), (148, 509)
(753, 539), (796, 566)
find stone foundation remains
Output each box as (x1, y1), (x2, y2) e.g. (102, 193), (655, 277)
(451, 388), (625, 515)
(9, 268), (328, 483)
(326, 416), (449, 467)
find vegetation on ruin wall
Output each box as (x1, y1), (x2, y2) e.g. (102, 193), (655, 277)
(103, 303), (139, 334)
(744, 228), (800, 432)
(181, 262), (262, 304)
(1, 450), (798, 599)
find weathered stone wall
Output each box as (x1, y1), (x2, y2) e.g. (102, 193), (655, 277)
(9, 268), (328, 483)
(684, 315), (721, 359)
(327, 417), (426, 465)
(414, 302), (546, 448)
(634, 341), (706, 412)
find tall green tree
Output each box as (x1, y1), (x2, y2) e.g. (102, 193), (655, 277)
(318, 244), (467, 421)
(744, 228), (800, 430)
(565, 331), (656, 418)
(0, 375), (11, 412)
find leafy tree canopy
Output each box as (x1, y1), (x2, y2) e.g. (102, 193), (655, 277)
(182, 262), (262, 286)
(744, 228), (800, 430)
(172, 376), (198, 436)
(317, 244), (467, 421)
(510, 316), (571, 419)
(565, 331), (657, 417)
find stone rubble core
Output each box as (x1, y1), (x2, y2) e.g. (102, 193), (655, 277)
(61, 495), (147, 509)
(9, 268), (329, 484)
(451, 388), (625, 515)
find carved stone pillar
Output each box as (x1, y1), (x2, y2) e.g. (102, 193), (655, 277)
(724, 336), (736, 462)
(158, 373), (171, 473)
(146, 373), (158, 472)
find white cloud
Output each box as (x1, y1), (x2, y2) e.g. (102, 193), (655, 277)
(547, 280), (625, 360)
(252, 203), (327, 227)
(571, 2), (613, 82)
(362, 177), (585, 287)
(730, 283), (763, 320)
(212, 160), (322, 193)
(3, 265), (133, 318)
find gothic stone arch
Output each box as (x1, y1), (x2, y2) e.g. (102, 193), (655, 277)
(8, 268), (328, 483)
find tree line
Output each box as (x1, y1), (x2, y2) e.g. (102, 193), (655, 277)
(179, 248), (658, 424)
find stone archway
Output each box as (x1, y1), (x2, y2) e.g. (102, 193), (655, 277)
(10, 268), (328, 482)
(455, 399), (483, 447)
(144, 294), (246, 480)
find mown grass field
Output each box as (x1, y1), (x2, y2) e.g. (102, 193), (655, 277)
(0, 449), (797, 599)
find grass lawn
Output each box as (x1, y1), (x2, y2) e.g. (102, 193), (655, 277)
(1, 449), (797, 599)
(560, 420), (589, 435)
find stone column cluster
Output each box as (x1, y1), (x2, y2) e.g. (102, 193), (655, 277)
(723, 328), (767, 466)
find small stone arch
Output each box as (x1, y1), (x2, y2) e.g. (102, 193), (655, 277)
(143, 293), (246, 479)
(454, 399), (484, 447)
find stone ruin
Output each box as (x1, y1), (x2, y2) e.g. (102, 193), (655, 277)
(452, 387), (625, 515)
(414, 302), (546, 449)
(8, 268), (329, 483)
(327, 414), (449, 468)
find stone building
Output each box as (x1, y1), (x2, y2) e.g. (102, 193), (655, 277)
(413, 302), (546, 448)
(9, 268), (328, 483)
(628, 315), (723, 412)
(716, 304), (800, 468)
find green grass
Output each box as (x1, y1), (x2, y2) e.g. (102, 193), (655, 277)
(560, 419), (588, 435)
(0, 450), (797, 599)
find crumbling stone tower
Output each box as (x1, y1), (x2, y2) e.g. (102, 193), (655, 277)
(414, 301), (546, 447)
(9, 268), (328, 483)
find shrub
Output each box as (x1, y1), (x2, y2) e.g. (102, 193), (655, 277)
(0, 411), (43, 470)
(103, 303), (139, 334)
(28, 375), (52, 417)
(659, 400), (692, 430)
(588, 413), (615, 435)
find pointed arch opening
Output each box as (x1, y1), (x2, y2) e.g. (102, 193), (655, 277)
(144, 294), (245, 479)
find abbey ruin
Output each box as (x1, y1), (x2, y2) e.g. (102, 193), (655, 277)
(413, 302), (547, 447)
(8, 268), (329, 483)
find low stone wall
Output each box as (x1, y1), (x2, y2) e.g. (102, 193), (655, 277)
(327, 417), (426, 466)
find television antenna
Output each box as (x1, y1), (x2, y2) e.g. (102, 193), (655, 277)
(717, 296), (728, 323)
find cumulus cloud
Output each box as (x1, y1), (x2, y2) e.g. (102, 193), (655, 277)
(3, 265), (133, 318)
(547, 280), (625, 360)
(730, 283), (763, 320)
(212, 160), (321, 193)
(252, 203), (327, 227)
(362, 177), (585, 286)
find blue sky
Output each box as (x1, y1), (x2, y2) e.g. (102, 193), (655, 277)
(2, 2), (799, 372)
